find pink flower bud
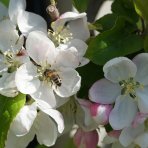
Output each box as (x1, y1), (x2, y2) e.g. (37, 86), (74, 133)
(73, 128), (99, 148)
(90, 103), (113, 125)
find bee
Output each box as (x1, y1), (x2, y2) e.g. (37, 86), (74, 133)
(44, 69), (62, 87)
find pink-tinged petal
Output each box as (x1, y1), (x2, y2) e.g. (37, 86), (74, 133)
(133, 53), (148, 86)
(103, 57), (137, 83)
(26, 31), (56, 65)
(9, 0), (26, 24)
(54, 68), (81, 97)
(17, 11), (47, 36)
(73, 128), (99, 148)
(36, 107), (64, 134)
(136, 86), (148, 113)
(119, 124), (144, 147)
(132, 112), (148, 128)
(10, 103), (37, 136)
(134, 133), (148, 148)
(89, 78), (120, 104)
(31, 82), (57, 108)
(15, 62), (40, 94)
(35, 112), (58, 147)
(90, 103), (113, 125)
(108, 130), (121, 139)
(109, 95), (138, 130)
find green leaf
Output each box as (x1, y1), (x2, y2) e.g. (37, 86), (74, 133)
(134, 0), (148, 23)
(0, 0), (9, 7)
(77, 62), (103, 98)
(86, 17), (143, 65)
(72, 0), (89, 12)
(94, 14), (118, 32)
(112, 0), (139, 23)
(0, 93), (26, 148)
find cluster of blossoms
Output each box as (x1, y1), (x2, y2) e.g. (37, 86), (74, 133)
(1, 0), (148, 148)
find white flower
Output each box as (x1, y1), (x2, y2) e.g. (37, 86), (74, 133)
(0, 0), (46, 97)
(0, 0), (47, 37)
(15, 31), (81, 108)
(0, 19), (28, 97)
(89, 53), (148, 130)
(119, 113), (148, 148)
(51, 12), (90, 42)
(5, 102), (64, 148)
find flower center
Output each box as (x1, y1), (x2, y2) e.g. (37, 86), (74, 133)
(3, 50), (21, 73)
(119, 77), (143, 98)
(48, 22), (73, 46)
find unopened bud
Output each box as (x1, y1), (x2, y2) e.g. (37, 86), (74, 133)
(73, 128), (99, 148)
(90, 103), (113, 125)
(46, 5), (59, 21)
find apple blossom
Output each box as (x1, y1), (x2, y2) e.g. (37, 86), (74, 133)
(89, 53), (148, 130)
(15, 31), (81, 108)
(51, 11), (90, 45)
(0, 19), (29, 97)
(119, 113), (148, 148)
(5, 102), (64, 148)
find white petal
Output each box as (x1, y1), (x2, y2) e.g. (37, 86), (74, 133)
(0, 20), (23, 52)
(15, 62), (40, 94)
(11, 103), (37, 136)
(37, 107), (64, 133)
(109, 95), (137, 130)
(18, 11), (47, 36)
(9, 0), (26, 24)
(35, 112), (58, 147)
(133, 53), (148, 86)
(89, 78), (120, 104)
(134, 132), (148, 148)
(57, 39), (89, 67)
(76, 99), (98, 131)
(103, 57), (137, 83)
(31, 82), (57, 108)
(119, 124), (144, 147)
(55, 47), (79, 68)
(0, 2), (8, 20)
(0, 72), (18, 97)
(54, 68), (81, 97)
(5, 128), (35, 148)
(26, 31), (56, 65)
(54, 94), (69, 108)
(63, 39), (88, 57)
(136, 86), (148, 113)
(52, 12), (90, 41)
